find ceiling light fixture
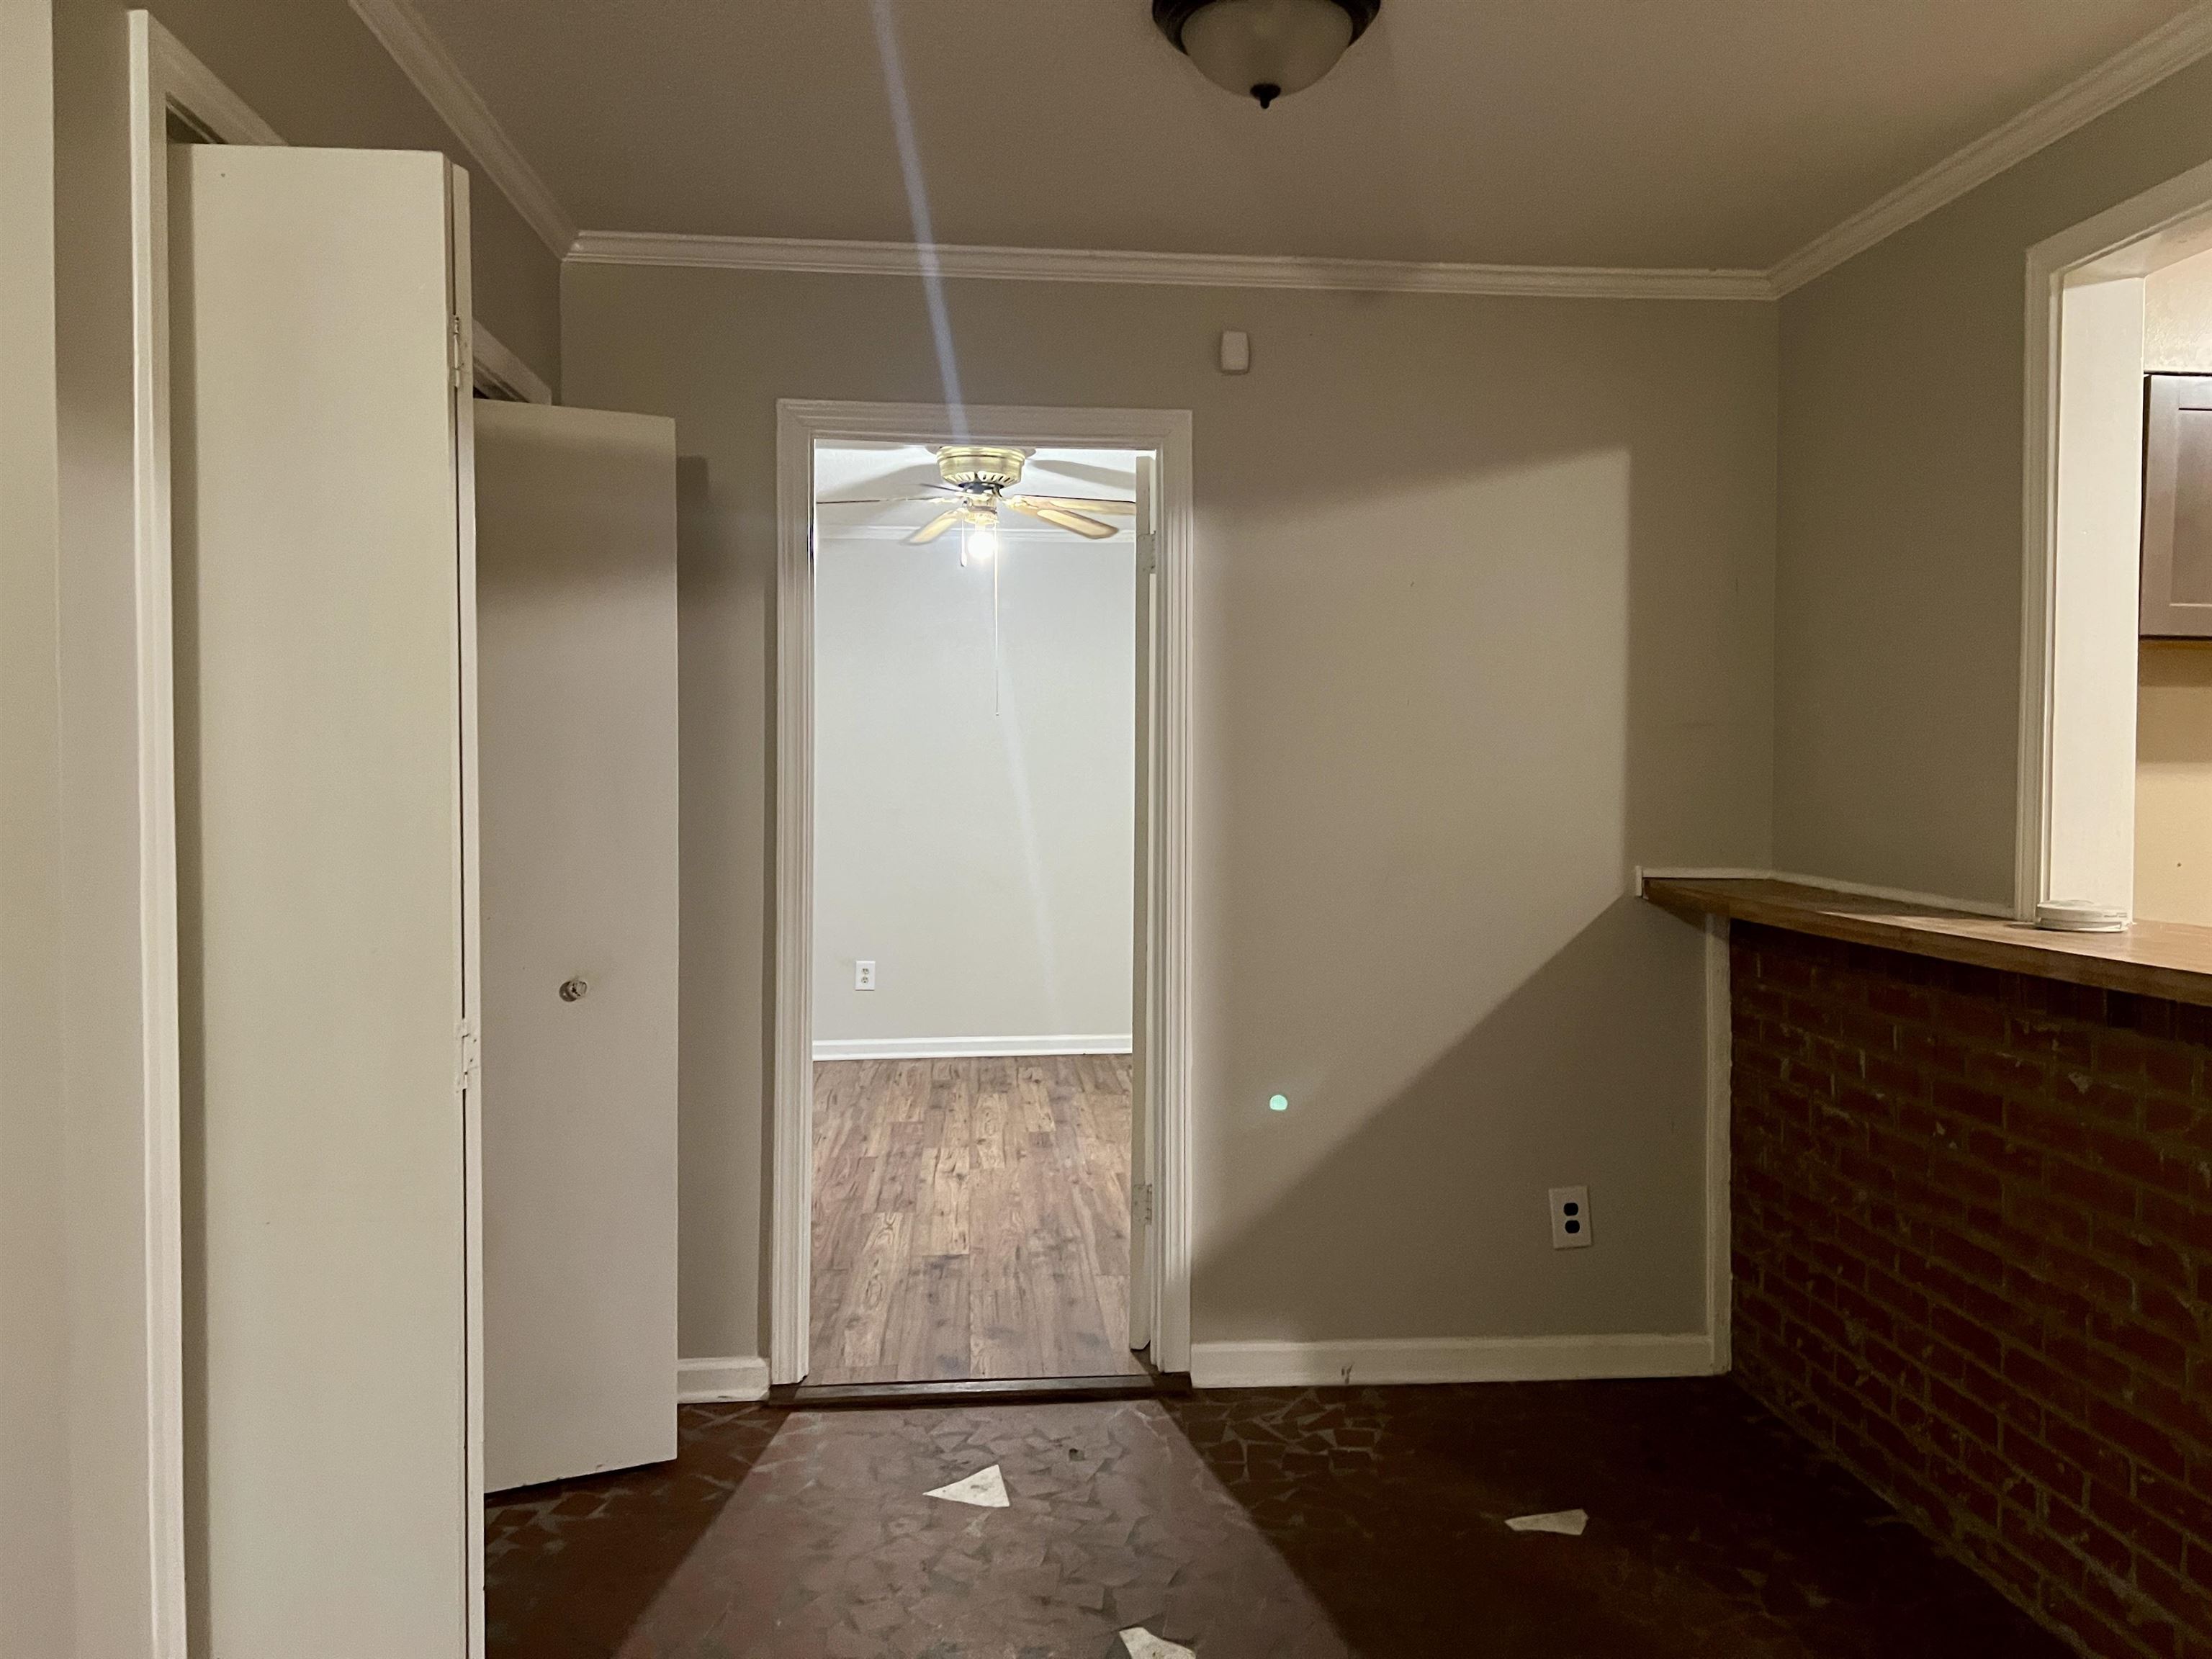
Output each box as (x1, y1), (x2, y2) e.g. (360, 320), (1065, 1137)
(1153, 0), (1380, 109)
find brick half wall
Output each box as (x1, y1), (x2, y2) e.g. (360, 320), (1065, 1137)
(1729, 922), (2212, 1658)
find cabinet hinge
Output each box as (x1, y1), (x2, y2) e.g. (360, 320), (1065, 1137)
(456, 1018), (480, 1093)
(1136, 1182), (1154, 1226)
(448, 316), (467, 390)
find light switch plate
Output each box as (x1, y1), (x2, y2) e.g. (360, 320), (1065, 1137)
(1549, 1185), (1592, 1249)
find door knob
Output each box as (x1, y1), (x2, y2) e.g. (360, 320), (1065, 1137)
(559, 978), (588, 1002)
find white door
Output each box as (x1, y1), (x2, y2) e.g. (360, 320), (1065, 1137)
(171, 144), (478, 1657)
(477, 402), (680, 1492)
(1128, 456), (1159, 1353)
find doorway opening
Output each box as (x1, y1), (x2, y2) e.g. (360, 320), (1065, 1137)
(771, 401), (1195, 1390)
(2023, 157), (2212, 925)
(806, 439), (1146, 1387)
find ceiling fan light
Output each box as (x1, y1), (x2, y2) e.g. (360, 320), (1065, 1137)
(967, 522), (998, 562)
(1156, 0), (1377, 107)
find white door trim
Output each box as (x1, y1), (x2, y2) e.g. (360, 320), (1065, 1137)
(771, 399), (1196, 1384)
(127, 19), (280, 1653)
(2017, 156), (2212, 920)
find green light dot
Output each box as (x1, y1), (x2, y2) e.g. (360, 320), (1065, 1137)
(1268, 1094), (1290, 1112)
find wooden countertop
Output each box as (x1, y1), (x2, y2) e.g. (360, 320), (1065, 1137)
(1642, 876), (2212, 1010)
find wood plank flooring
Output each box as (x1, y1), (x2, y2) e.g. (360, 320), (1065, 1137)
(809, 1055), (1146, 1385)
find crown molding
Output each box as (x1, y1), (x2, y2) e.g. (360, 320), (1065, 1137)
(348, 0), (576, 256)
(1768, 3), (2212, 295)
(566, 230), (1777, 301)
(382, 0), (2212, 305)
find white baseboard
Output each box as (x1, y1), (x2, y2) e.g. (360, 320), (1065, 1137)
(1633, 865), (2014, 920)
(677, 1355), (770, 1403)
(1187, 1332), (1717, 1389)
(811, 1033), (1133, 1061)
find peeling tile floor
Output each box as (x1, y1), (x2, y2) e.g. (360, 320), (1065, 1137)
(485, 1379), (2069, 1658)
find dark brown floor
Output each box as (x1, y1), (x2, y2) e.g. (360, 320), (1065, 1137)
(485, 1379), (2070, 1658)
(809, 1056), (1146, 1385)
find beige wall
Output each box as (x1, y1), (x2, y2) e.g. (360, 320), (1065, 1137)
(2146, 243), (2212, 373)
(1, 3), (74, 1654)
(2135, 642), (2212, 925)
(1773, 55), (2212, 904)
(38, 1), (559, 1650)
(562, 264), (1779, 1361)
(813, 518), (1137, 1049)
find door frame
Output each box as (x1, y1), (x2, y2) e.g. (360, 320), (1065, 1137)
(128, 21), (282, 1653)
(2017, 154), (2212, 919)
(130, 17), (529, 1652)
(770, 399), (1196, 1383)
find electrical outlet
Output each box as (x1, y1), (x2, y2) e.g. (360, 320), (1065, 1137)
(1549, 1186), (1592, 1250)
(855, 960), (876, 991)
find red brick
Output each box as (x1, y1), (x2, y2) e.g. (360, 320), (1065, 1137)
(2006, 1185), (2095, 1249)
(2088, 1398), (2190, 1481)
(1933, 1077), (2008, 1129)
(2086, 1478), (2190, 1573)
(2089, 1125), (2198, 1198)
(2092, 1219), (2197, 1294)
(1969, 1127), (2046, 1183)
(2095, 1030), (2163, 1084)
(2000, 1422), (2087, 1504)
(2134, 1377), (2212, 1457)
(2145, 1094), (2212, 1156)
(2044, 1492), (2137, 1579)
(2008, 1097), (2096, 1160)
(2132, 1478), (2212, 1557)
(2046, 1154), (2139, 1218)
(2136, 1282), (2208, 1347)
(1733, 930), (2212, 1657)
(2003, 1346), (2088, 1424)
(2135, 1555), (2212, 1644)
(2048, 1328), (2148, 1395)
(2045, 1415), (2136, 1493)
(2000, 1498), (2089, 1591)
(2008, 1014), (2098, 1067)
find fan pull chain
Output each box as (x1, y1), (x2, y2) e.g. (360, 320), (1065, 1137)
(991, 544), (1003, 716)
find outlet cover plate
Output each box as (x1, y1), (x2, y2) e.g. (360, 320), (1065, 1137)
(855, 960), (877, 991)
(1549, 1185), (1592, 1250)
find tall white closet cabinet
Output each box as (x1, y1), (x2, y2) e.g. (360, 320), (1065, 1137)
(171, 145), (483, 1657)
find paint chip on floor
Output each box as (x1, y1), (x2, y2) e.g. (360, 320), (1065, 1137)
(924, 1465), (1010, 1508)
(1120, 1629), (1196, 1659)
(1505, 1508), (1588, 1535)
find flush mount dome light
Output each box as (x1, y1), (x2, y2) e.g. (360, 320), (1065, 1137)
(1154, 0), (1380, 108)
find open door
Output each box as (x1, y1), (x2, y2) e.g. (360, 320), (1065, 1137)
(477, 402), (680, 1492)
(171, 144), (479, 1655)
(1128, 455), (1159, 1354)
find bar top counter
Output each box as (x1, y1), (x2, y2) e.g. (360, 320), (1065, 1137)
(1642, 876), (2212, 1011)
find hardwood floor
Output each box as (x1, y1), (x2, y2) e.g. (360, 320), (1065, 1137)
(808, 1055), (1146, 1385)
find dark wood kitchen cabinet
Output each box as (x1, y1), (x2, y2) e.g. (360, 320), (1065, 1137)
(2142, 372), (2212, 637)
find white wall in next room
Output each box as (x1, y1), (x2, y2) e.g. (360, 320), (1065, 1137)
(812, 444), (1138, 1056)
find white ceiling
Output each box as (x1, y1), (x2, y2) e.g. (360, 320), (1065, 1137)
(411, 0), (2199, 271)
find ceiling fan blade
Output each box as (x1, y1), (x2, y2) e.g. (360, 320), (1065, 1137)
(1006, 498), (1118, 539)
(907, 508), (965, 544)
(1010, 494), (1137, 515)
(817, 491), (953, 506)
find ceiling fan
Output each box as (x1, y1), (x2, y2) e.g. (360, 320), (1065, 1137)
(818, 445), (1136, 559)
